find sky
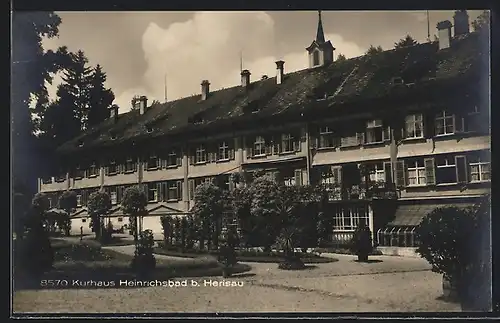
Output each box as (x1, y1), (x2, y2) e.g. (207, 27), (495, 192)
(42, 10), (483, 114)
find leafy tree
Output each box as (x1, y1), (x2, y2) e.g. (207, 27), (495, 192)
(249, 175), (281, 251)
(87, 64), (115, 128)
(394, 35), (418, 49)
(230, 186), (253, 247)
(121, 185), (148, 243)
(131, 229), (156, 277)
(192, 182), (224, 250)
(87, 190), (112, 241)
(336, 53), (347, 62)
(472, 10), (490, 32)
(58, 190), (77, 236)
(365, 45), (384, 56)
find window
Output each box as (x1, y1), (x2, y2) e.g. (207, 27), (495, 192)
(167, 150), (178, 167)
(469, 156), (490, 182)
(117, 217), (123, 222)
(319, 126), (336, 148)
(55, 173), (66, 182)
(124, 158), (136, 173)
(281, 134), (294, 153)
(167, 181), (179, 200)
(88, 163), (99, 177)
(332, 205), (369, 231)
(110, 191), (117, 205)
(254, 136), (266, 156)
(313, 50), (320, 66)
(76, 194), (82, 207)
(407, 159), (426, 186)
(216, 174), (230, 191)
(367, 163), (385, 183)
(147, 154), (159, 170)
(195, 145), (207, 164)
(110, 132), (117, 140)
(82, 218), (87, 223)
(218, 141), (229, 161)
(366, 119), (387, 144)
(107, 160), (118, 175)
(435, 111), (455, 135)
(41, 177), (52, 184)
(74, 165), (85, 179)
(147, 182), (158, 202)
(405, 114), (424, 139)
(435, 155), (457, 184)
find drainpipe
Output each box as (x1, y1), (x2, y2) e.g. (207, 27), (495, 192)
(305, 123), (312, 185)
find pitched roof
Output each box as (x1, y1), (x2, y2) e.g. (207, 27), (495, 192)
(57, 31), (485, 155)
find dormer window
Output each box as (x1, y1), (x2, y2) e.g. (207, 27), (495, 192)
(313, 50), (320, 66)
(74, 165), (85, 179)
(392, 77), (404, 85)
(77, 140), (84, 147)
(147, 154), (159, 170)
(146, 125), (153, 133)
(110, 132), (117, 140)
(107, 160), (118, 175)
(87, 163), (99, 177)
(195, 145), (207, 164)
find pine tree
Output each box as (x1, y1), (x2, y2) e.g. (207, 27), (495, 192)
(336, 53), (347, 62)
(87, 64), (115, 128)
(472, 10), (490, 32)
(394, 35), (419, 49)
(365, 45), (383, 56)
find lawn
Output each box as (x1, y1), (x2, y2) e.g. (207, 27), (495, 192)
(153, 246), (337, 264)
(13, 238), (251, 290)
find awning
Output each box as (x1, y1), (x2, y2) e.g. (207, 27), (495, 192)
(389, 202), (474, 227)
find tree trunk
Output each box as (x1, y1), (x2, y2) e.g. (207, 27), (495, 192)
(134, 216), (139, 243)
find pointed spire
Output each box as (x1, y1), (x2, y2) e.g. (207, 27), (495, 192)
(316, 10), (326, 44)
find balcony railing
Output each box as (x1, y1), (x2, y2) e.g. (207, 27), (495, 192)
(321, 182), (398, 201)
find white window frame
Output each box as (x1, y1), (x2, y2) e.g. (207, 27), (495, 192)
(333, 207), (369, 231)
(195, 145), (207, 164)
(110, 191), (118, 205)
(147, 154), (158, 170)
(281, 133), (294, 153)
(254, 136), (266, 157)
(405, 114), (424, 139)
(167, 181), (179, 201)
(365, 119), (384, 144)
(407, 160), (427, 186)
(218, 141), (229, 161)
(469, 157), (490, 182)
(76, 194), (82, 207)
(313, 50), (320, 66)
(435, 110), (455, 136)
(147, 183), (158, 202)
(368, 163), (385, 183)
(81, 218), (87, 223)
(436, 156), (457, 184)
(117, 217), (123, 222)
(319, 126), (336, 148)
(124, 158), (136, 173)
(167, 150), (177, 167)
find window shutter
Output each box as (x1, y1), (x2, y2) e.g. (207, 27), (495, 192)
(384, 161), (393, 184)
(294, 169), (303, 186)
(455, 114), (465, 133)
(177, 180), (183, 201)
(356, 132), (365, 145)
(208, 148), (214, 163)
(424, 158), (436, 186)
(188, 179), (195, 200)
(424, 113), (434, 138)
(395, 161), (406, 187)
(156, 182), (162, 202)
(229, 145), (235, 160)
(104, 166), (109, 175)
(383, 126), (391, 142)
(331, 166), (342, 186)
(265, 137), (272, 155)
(188, 150), (195, 165)
(294, 135), (302, 152)
(455, 156), (468, 183)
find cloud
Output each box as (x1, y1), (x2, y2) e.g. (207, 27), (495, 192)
(115, 12), (365, 113)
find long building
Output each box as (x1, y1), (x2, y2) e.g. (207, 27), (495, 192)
(40, 11), (490, 255)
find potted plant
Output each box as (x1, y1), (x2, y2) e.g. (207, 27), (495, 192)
(131, 229), (156, 278)
(218, 226), (238, 278)
(350, 222), (372, 262)
(415, 206), (475, 303)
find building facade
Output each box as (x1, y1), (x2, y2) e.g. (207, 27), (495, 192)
(40, 11), (490, 251)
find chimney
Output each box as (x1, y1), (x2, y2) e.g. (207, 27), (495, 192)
(241, 69), (251, 88)
(275, 60), (285, 85)
(201, 80), (210, 100)
(139, 96), (148, 115)
(453, 10), (470, 36)
(109, 104), (119, 122)
(436, 20), (452, 50)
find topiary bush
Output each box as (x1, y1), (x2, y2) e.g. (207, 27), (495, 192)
(350, 222), (373, 262)
(131, 229), (156, 277)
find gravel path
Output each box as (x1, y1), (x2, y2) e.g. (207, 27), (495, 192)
(13, 252), (460, 313)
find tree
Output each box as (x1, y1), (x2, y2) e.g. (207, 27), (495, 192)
(394, 35), (418, 49)
(58, 190), (77, 236)
(11, 11), (70, 243)
(472, 10), (490, 32)
(336, 53), (347, 62)
(87, 190), (112, 241)
(87, 64), (115, 128)
(192, 182), (224, 250)
(121, 185), (148, 243)
(365, 45), (384, 56)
